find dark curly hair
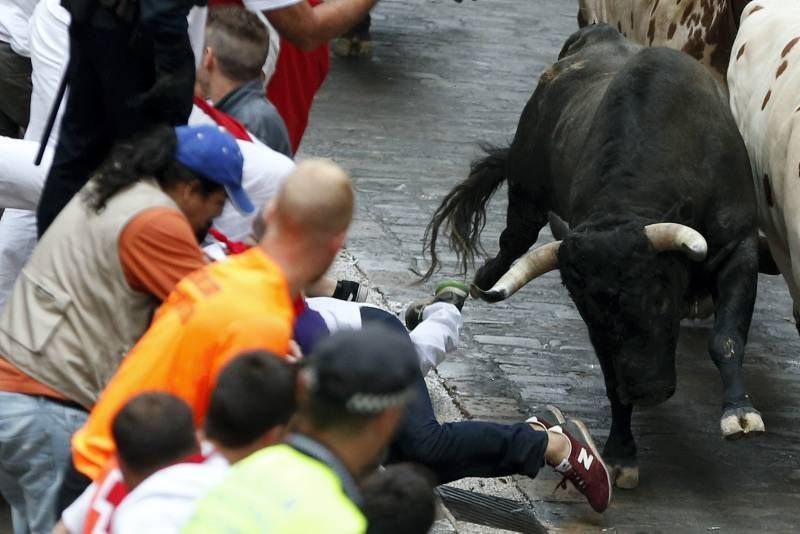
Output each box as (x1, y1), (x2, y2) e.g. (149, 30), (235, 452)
(83, 124), (225, 213)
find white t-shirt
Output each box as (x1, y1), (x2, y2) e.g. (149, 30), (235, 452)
(61, 448), (229, 534)
(112, 454), (229, 534)
(0, 0), (37, 55)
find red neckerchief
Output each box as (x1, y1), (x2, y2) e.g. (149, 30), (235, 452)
(193, 95), (252, 142)
(208, 228), (251, 255)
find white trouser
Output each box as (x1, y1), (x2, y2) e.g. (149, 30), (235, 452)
(305, 297), (464, 375)
(0, 139), (53, 309)
(409, 302), (463, 375)
(0, 0), (67, 311)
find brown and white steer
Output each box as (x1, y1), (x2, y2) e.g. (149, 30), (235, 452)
(578, 0), (750, 86)
(728, 0), (800, 329)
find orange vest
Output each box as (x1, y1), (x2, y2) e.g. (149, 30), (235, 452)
(72, 248), (297, 480)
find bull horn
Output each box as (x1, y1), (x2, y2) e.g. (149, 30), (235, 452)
(644, 223), (707, 261)
(472, 241), (561, 302)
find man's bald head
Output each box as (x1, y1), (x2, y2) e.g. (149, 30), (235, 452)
(273, 159), (354, 239)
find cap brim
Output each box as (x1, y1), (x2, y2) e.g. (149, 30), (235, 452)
(225, 185), (255, 215)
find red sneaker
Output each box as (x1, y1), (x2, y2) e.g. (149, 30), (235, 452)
(526, 404), (566, 431)
(550, 418), (612, 513)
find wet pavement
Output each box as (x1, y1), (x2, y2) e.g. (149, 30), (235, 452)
(302, 0), (800, 532)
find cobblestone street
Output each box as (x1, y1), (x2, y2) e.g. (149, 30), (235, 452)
(302, 0), (800, 531)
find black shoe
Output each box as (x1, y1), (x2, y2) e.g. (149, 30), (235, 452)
(332, 280), (368, 302)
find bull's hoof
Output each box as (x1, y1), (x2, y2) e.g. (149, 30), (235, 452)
(721, 407), (765, 440)
(605, 458), (639, 489)
(609, 463), (639, 489)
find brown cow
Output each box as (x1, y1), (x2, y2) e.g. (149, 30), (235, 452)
(577, 0), (750, 86)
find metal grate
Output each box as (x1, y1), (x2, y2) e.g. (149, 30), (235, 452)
(435, 485), (547, 534)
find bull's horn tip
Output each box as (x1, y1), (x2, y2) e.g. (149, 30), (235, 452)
(683, 242), (708, 261)
(469, 283), (506, 302)
(480, 289), (506, 303)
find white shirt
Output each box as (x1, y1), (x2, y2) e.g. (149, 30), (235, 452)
(0, 0), (37, 55)
(61, 448), (229, 534)
(112, 454), (229, 534)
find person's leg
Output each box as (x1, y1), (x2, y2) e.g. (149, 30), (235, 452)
(0, 393), (87, 533)
(36, 24), (112, 236)
(358, 306), (550, 483)
(387, 372), (549, 484)
(408, 302), (462, 375)
(55, 458), (91, 517)
(25, 0), (71, 147)
(0, 466), (29, 534)
(0, 137), (52, 210)
(0, 210), (38, 311)
(0, 41), (33, 138)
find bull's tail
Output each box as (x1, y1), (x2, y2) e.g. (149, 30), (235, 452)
(421, 145), (510, 280)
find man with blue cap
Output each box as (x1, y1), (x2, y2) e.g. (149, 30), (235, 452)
(69, 157), (355, 521)
(0, 123), (252, 533)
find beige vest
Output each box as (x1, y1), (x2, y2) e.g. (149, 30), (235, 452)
(0, 181), (179, 408)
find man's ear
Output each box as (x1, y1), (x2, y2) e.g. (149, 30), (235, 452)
(330, 230), (347, 254)
(202, 47), (215, 71)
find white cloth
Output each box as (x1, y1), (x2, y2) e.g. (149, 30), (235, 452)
(0, 136), (50, 209)
(242, 0), (302, 12)
(62, 447), (228, 534)
(305, 298), (463, 375)
(255, 9), (281, 84)
(0, 0), (37, 55)
(24, 0), (69, 146)
(0, 209), (36, 311)
(0, 137), (51, 310)
(112, 454), (229, 534)
(0, 0), (66, 312)
(412, 302), (463, 375)
(187, 6), (207, 72)
(61, 476), (96, 534)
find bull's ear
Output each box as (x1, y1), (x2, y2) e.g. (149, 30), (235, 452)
(548, 211), (570, 240)
(662, 199), (694, 224)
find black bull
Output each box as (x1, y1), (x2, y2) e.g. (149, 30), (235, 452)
(423, 25), (763, 488)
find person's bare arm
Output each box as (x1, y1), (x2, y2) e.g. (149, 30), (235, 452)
(265, 0), (379, 51)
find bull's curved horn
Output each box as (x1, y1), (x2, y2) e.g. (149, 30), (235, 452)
(644, 223), (707, 261)
(472, 241), (561, 302)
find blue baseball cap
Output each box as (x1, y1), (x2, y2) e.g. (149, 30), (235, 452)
(174, 125), (254, 214)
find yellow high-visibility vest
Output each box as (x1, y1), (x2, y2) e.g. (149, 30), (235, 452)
(183, 443), (366, 533)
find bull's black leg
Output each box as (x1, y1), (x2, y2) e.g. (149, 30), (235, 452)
(596, 355), (639, 488)
(473, 183), (547, 291)
(708, 235), (762, 439)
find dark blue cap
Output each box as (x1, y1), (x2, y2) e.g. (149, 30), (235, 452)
(303, 326), (419, 415)
(174, 125), (253, 214)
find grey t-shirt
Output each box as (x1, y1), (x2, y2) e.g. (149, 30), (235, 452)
(216, 79), (292, 157)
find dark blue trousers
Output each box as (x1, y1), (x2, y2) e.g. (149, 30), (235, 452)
(359, 307), (547, 484)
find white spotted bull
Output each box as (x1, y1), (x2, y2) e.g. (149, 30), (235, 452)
(578, 0), (750, 87)
(728, 1), (800, 332)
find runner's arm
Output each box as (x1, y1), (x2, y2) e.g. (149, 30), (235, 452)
(264, 0), (379, 51)
(119, 208), (206, 301)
